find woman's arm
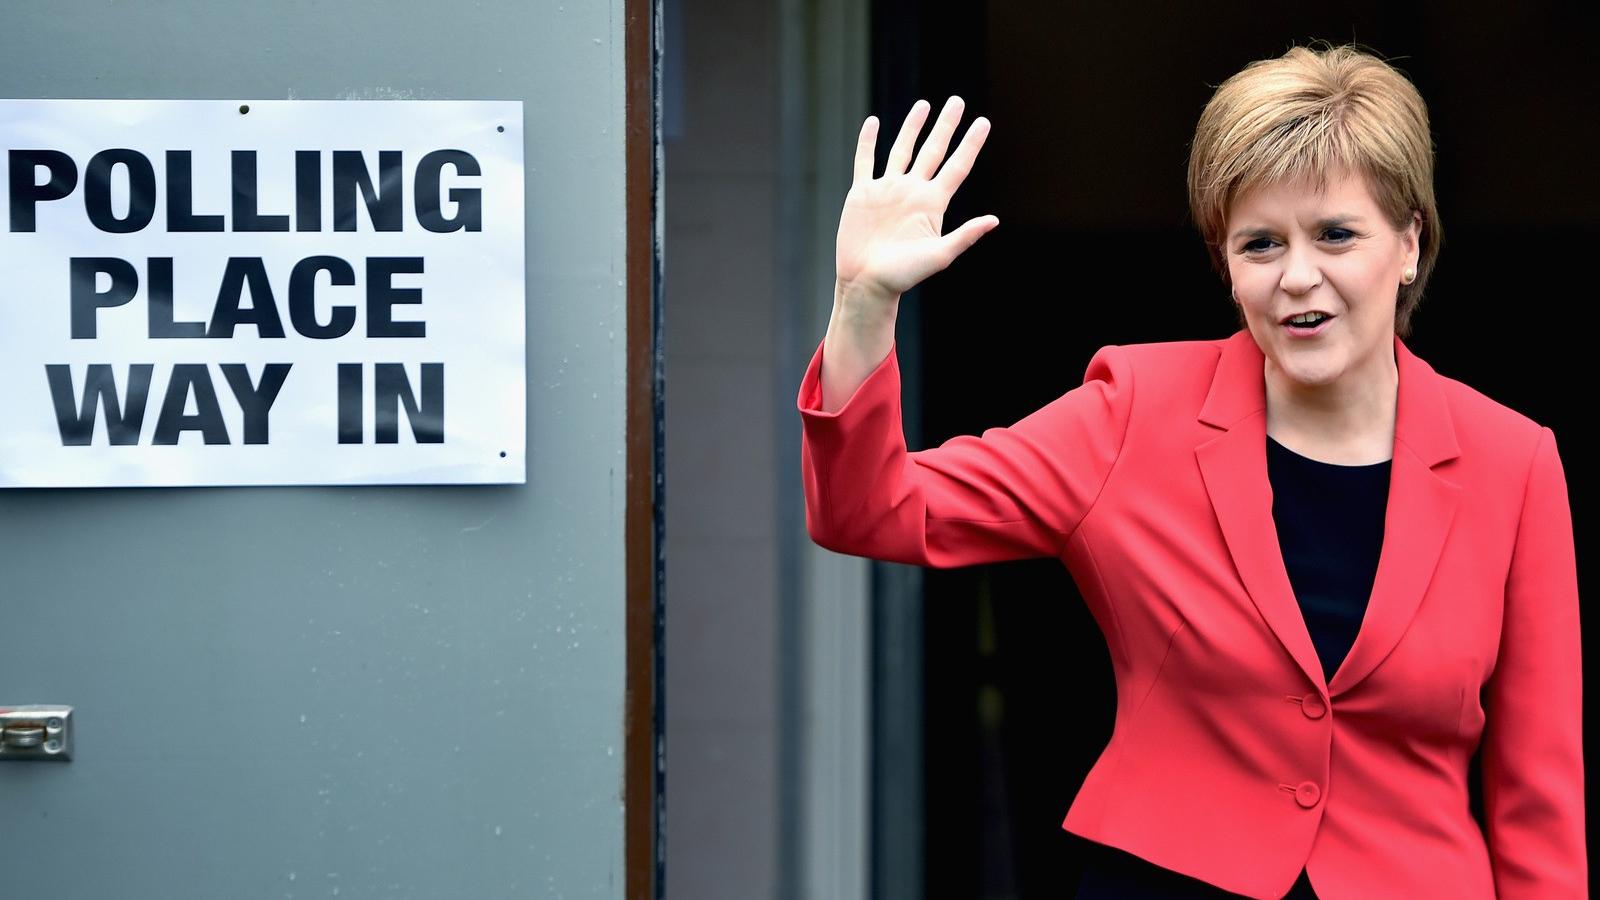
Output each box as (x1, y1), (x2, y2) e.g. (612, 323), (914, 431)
(1481, 426), (1586, 897)
(798, 337), (1132, 567)
(800, 97), (1131, 566)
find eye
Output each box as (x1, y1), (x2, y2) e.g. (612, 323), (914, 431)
(1242, 237), (1276, 253)
(1322, 227), (1355, 243)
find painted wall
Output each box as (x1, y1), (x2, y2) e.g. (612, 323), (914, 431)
(0, 2), (631, 897)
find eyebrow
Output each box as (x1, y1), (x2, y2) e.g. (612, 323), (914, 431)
(1229, 215), (1364, 242)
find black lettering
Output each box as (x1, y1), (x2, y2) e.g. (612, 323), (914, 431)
(208, 257), (286, 338)
(333, 150), (403, 231)
(289, 256), (357, 339)
(295, 150), (321, 232)
(220, 363), (291, 444)
(45, 363), (153, 445)
(70, 257), (138, 339)
(375, 363), (444, 443)
(366, 257), (425, 337)
(231, 151), (290, 232)
(84, 149), (156, 233)
(148, 257), (206, 338)
(415, 150), (482, 232)
(337, 363), (363, 444)
(165, 150), (224, 232)
(153, 364), (229, 444)
(9, 150), (78, 232)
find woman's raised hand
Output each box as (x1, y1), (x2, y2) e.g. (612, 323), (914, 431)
(835, 96), (997, 304)
(818, 97), (995, 411)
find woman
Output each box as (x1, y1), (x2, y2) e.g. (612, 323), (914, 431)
(796, 44), (1584, 899)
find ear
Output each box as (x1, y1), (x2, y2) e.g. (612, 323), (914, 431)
(1402, 210), (1422, 268)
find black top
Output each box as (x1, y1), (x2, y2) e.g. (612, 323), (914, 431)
(1073, 435), (1391, 899)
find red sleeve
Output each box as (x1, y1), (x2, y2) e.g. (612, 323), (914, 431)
(796, 338), (1133, 567)
(1482, 426), (1587, 897)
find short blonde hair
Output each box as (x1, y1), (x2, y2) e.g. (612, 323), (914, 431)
(1187, 42), (1442, 337)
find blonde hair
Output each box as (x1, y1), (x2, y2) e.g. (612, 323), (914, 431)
(1187, 42), (1442, 337)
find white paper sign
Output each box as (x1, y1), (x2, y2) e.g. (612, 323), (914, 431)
(0, 99), (526, 487)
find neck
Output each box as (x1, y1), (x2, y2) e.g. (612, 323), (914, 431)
(1264, 340), (1398, 464)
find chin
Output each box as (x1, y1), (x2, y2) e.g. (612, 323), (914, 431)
(1280, 363), (1345, 388)
(1269, 347), (1348, 387)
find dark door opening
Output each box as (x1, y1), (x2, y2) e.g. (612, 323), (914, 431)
(869, 3), (1596, 897)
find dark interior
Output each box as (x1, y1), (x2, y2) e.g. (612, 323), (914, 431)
(868, 3), (1597, 896)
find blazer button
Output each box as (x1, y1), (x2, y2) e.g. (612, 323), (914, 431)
(1295, 781), (1321, 808)
(1300, 693), (1327, 719)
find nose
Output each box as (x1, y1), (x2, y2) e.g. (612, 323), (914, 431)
(1279, 242), (1322, 295)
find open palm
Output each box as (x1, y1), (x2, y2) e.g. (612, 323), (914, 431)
(835, 96), (997, 300)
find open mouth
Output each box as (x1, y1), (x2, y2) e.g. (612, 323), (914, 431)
(1282, 312), (1333, 331)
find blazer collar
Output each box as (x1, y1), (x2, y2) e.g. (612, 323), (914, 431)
(1197, 329), (1460, 466)
(1193, 329), (1462, 697)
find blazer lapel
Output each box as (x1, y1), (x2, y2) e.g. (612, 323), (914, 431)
(1329, 336), (1461, 695)
(1195, 332), (1326, 693)
(1193, 330), (1462, 698)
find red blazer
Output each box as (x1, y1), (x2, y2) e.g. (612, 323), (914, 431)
(796, 328), (1584, 899)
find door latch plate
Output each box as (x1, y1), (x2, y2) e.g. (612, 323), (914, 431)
(0, 706), (73, 761)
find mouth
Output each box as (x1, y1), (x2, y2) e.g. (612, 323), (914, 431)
(1280, 311), (1335, 338)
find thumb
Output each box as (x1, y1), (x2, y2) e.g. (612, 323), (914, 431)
(936, 215), (999, 266)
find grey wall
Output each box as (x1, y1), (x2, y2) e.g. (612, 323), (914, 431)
(662, 0), (783, 894)
(663, 0), (872, 896)
(0, 2), (632, 897)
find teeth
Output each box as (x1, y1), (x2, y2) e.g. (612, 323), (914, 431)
(1289, 313), (1326, 325)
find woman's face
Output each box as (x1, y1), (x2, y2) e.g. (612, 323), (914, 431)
(1224, 168), (1420, 393)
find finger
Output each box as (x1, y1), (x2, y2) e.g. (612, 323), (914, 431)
(910, 96), (965, 180)
(934, 215), (999, 268)
(933, 116), (990, 195)
(853, 116), (878, 184)
(884, 99), (930, 177)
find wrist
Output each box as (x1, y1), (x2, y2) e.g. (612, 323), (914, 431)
(833, 279), (899, 322)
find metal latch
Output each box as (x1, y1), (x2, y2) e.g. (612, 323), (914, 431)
(0, 706), (73, 761)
